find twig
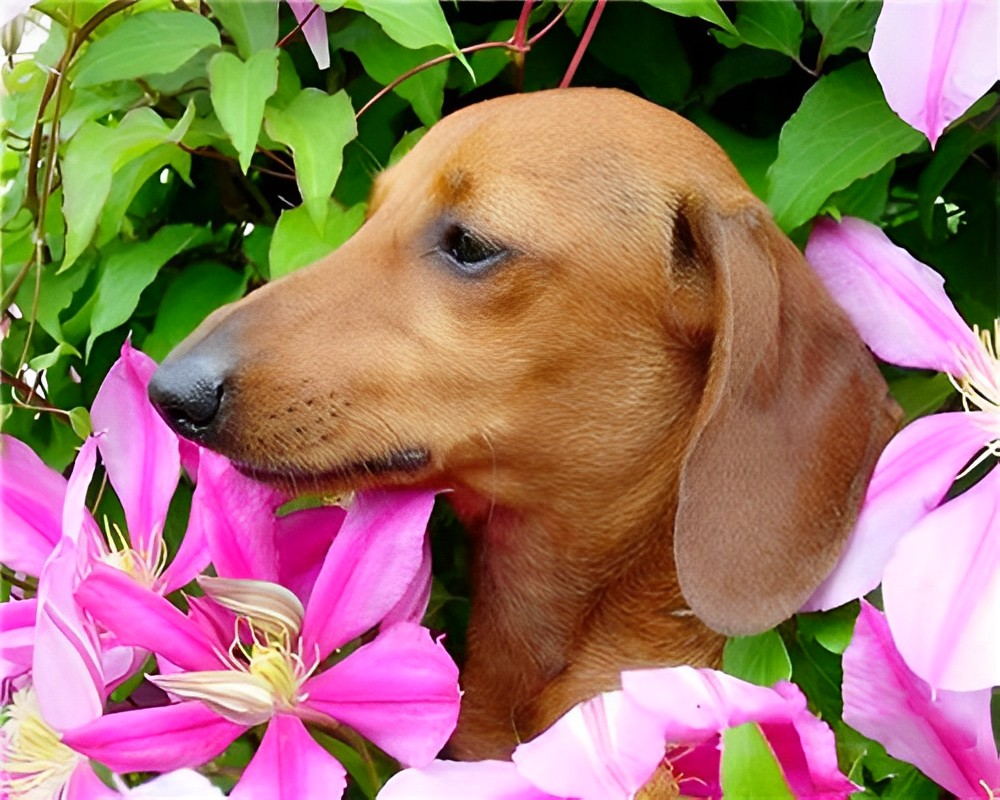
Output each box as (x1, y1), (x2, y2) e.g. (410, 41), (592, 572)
(0, 369), (70, 423)
(559, 0), (606, 88)
(178, 143), (297, 181)
(276, 3), (319, 49)
(511, 0), (534, 91)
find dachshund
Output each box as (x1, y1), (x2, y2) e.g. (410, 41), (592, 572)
(149, 88), (899, 760)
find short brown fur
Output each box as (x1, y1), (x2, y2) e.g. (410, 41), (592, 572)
(166, 89), (899, 759)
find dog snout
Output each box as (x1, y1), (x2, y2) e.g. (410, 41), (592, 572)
(148, 354), (228, 443)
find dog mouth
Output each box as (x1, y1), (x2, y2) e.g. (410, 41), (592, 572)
(232, 446), (431, 487)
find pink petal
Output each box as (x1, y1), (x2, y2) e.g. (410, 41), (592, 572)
(274, 505), (346, 605)
(76, 562), (221, 672)
(805, 216), (982, 375)
(0, 598), (37, 683)
(187, 451), (283, 583)
(870, 0), (999, 147)
(512, 690), (665, 800)
(0, 434), (65, 575)
(63, 700), (245, 773)
(285, 1), (329, 70)
(65, 760), (119, 800)
(302, 623), (459, 767)
(378, 760), (557, 800)
(229, 714), (346, 800)
(806, 412), (993, 610)
(301, 490), (435, 659)
(842, 602), (1000, 797)
(91, 340), (180, 556)
(125, 769), (226, 799)
(882, 468), (1000, 691)
(382, 534), (432, 627)
(159, 517), (210, 595)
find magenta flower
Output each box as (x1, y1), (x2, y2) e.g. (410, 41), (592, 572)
(64, 490), (459, 797)
(843, 602), (1000, 798)
(804, 216), (999, 690)
(380, 667), (854, 800)
(869, 0), (999, 147)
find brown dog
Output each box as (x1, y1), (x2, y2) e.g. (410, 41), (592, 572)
(149, 88), (899, 759)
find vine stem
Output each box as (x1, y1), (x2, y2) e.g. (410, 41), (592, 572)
(276, 2), (320, 49)
(559, 0), (606, 88)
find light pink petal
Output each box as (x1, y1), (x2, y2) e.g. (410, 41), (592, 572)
(285, 1), (329, 70)
(0, 599), (37, 682)
(187, 451), (283, 583)
(806, 412), (992, 610)
(229, 714), (346, 800)
(301, 490), (435, 659)
(870, 0), (999, 147)
(882, 468), (1000, 691)
(179, 438), (201, 482)
(805, 216), (982, 375)
(102, 645), (149, 694)
(160, 517), (211, 595)
(382, 533), (432, 627)
(76, 562), (221, 672)
(378, 760), (557, 800)
(65, 760), (119, 800)
(0, 434), (65, 575)
(622, 666), (800, 744)
(91, 340), (180, 556)
(843, 602), (1000, 797)
(125, 769), (226, 799)
(274, 505), (346, 604)
(512, 690), (665, 800)
(302, 622), (459, 767)
(63, 700), (245, 773)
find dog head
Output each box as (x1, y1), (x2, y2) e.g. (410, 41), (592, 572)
(150, 88), (897, 635)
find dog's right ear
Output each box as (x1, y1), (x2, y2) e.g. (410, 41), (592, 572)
(667, 196), (899, 636)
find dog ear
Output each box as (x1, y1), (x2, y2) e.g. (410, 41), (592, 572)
(671, 197), (899, 636)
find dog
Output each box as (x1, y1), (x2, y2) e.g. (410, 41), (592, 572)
(149, 88), (899, 760)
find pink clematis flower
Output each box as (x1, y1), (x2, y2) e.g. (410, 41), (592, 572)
(804, 216), (1000, 690)
(380, 667), (855, 800)
(284, 1), (329, 69)
(842, 602), (1000, 799)
(870, 0), (1000, 148)
(64, 489), (459, 798)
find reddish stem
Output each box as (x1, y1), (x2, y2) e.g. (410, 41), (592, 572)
(559, 0), (606, 88)
(277, 3), (320, 49)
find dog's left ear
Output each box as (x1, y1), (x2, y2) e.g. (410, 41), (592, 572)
(671, 197), (899, 636)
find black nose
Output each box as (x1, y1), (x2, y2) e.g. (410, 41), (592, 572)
(148, 357), (226, 442)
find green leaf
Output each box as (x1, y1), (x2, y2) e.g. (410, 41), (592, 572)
(918, 122), (996, 238)
(689, 110), (778, 200)
(350, 0), (461, 53)
(68, 406), (92, 440)
(721, 723), (794, 799)
(265, 89), (357, 230)
(209, 49), (279, 173)
(888, 372), (954, 422)
(269, 201), (365, 279)
(807, 0), (880, 63)
(28, 342), (80, 371)
(388, 127), (426, 166)
(824, 160), (894, 223)
(797, 603), (858, 655)
(206, 0), (278, 59)
(766, 62), (924, 232)
(86, 225), (207, 357)
(642, 0), (737, 35)
(723, 629), (792, 685)
(143, 262), (247, 360)
(73, 11), (221, 88)
(312, 731), (379, 799)
(715, 0), (803, 59)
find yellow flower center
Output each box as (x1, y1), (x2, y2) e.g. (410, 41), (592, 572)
(99, 518), (165, 588)
(0, 688), (80, 800)
(247, 641), (303, 709)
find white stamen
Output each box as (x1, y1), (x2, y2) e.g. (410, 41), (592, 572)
(0, 687), (81, 800)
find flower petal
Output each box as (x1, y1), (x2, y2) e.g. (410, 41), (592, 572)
(91, 341), (180, 556)
(842, 602), (1000, 797)
(0, 434), (65, 575)
(382, 534), (432, 628)
(62, 701), (245, 773)
(870, 0), (999, 147)
(285, 1), (329, 70)
(0, 598), (37, 684)
(377, 760), (556, 800)
(805, 216), (981, 375)
(302, 622), (459, 766)
(187, 451), (283, 583)
(229, 714), (346, 800)
(65, 760), (119, 800)
(806, 412), (992, 611)
(512, 690), (665, 800)
(124, 768), (227, 799)
(76, 562), (221, 671)
(160, 516), (210, 595)
(882, 468), (1000, 690)
(274, 505), (345, 605)
(301, 490), (435, 659)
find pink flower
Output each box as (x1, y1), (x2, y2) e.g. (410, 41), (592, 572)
(284, 1), (329, 69)
(842, 602), (1000, 798)
(804, 216), (999, 691)
(380, 667), (854, 800)
(65, 490), (459, 798)
(869, 0), (999, 148)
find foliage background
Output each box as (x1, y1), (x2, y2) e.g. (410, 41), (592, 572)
(1, 0), (997, 796)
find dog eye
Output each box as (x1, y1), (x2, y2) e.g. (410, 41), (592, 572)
(440, 225), (506, 275)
